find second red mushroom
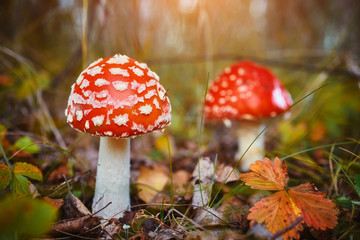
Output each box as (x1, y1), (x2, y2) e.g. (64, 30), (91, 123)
(204, 61), (292, 172)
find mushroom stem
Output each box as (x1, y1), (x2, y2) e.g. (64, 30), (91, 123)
(92, 137), (130, 219)
(235, 120), (265, 172)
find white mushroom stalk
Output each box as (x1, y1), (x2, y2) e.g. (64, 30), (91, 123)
(65, 54), (171, 219)
(235, 120), (265, 172)
(92, 137), (130, 219)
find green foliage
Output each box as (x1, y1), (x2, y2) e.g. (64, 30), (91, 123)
(0, 162), (43, 196)
(13, 136), (40, 154)
(0, 164), (11, 191)
(0, 196), (57, 239)
(354, 174), (360, 197)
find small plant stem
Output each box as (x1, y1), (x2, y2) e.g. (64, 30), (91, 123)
(0, 141), (11, 168)
(0, 142), (14, 195)
(331, 154), (358, 195)
(165, 130), (174, 208)
(197, 73), (210, 207)
(340, 146), (360, 171)
(280, 141), (354, 161)
(329, 145), (338, 195)
(82, 0), (88, 69)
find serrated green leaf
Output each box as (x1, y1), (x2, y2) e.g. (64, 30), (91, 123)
(13, 136), (40, 154)
(14, 162), (43, 181)
(12, 174), (31, 196)
(0, 196), (57, 239)
(354, 174), (360, 197)
(0, 163), (11, 191)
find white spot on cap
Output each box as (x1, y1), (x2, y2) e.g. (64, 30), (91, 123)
(86, 66), (103, 76)
(109, 68), (130, 77)
(272, 88), (288, 109)
(80, 79), (90, 89)
(221, 81), (229, 88)
(212, 86), (219, 92)
(88, 58), (103, 68)
(219, 98), (226, 104)
(238, 85), (248, 92)
(231, 96), (238, 102)
(76, 74), (84, 85)
(113, 81), (128, 91)
(147, 70), (160, 81)
(64, 109), (68, 116)
(97, 90), (108, 98)
(153, 98), (160, 109)
(104, 131), (113, 136)
(206, 94), (214, 103)
(236, 79), (243, 85)
(220, 90), (226, 96)
(131, 122), (146, 133)
(95, 78), (110, 87)
(92, 115), (105, 126)
(229, 74), (236, 81)
(137, 84), (146, 94)
(139, 104), (152, 115)
(83, 90), (91, 97)
(238, 68), (245, 75)
(131, 80), (140, 90)
(157, 85), (166, 101)
(85, 120), (90, 129)
(113, 114), (129, 126)
(145, 89), (156, 99)
(76, 110), (83, 121)
(121, 132), (129, 138)
(130, 66), (144, 77)
(146, 80), (157, 88)
(107, 54), (129, 64)
(67, 114), (73, 123)
(135, 61), (148, 69)
(224, 67), (231, 73)
(154, 112), (171, 126)
(147, 124), (155, 132)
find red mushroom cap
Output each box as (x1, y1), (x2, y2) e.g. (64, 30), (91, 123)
(204, 61), (292, 120)
(65, 54), (171, 138)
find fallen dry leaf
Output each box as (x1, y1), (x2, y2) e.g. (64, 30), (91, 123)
(216, 163), (239, 183)
(43, 196), (64, 210)
(137, 166), (169, 203)
(288, 183), (338, 230)
(248, 190), (303, 240)
(239, 157), (288, 190)
(240, 157), (338, 239)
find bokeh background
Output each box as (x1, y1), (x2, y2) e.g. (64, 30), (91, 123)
(0, 0), (359, 194)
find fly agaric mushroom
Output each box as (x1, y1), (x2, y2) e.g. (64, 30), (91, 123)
(204, 61), (292, 172)
(65, 54), (171, 219)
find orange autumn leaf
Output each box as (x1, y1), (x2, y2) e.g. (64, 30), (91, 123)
(239, 157), (288, 190)
(288, 183), (338, 230)
(248, 190), (303, 240)
(241, 157), (339, 239)
(14, 162), (43, 181)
